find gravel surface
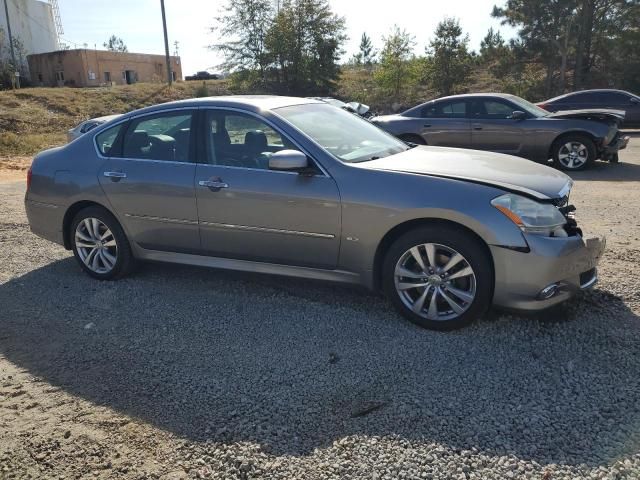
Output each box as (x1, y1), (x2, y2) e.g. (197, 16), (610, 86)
(1, 139), (640, 479)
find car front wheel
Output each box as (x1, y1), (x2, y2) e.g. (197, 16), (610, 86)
(70, 206), (134, 280)
(382, 226), (492, 330)
(552, 134), (596, 171)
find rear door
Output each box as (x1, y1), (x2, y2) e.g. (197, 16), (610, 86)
(469, 98), (526, 155)
(98, 109), (200, 253)
(419, 99), (471, 147)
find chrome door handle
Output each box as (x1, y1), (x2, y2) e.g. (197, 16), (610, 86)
(103, 171), (127, 179)
(199, 180), (228, 189)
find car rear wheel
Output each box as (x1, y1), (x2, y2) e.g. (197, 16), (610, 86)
(70, 206), (134, 280)
(552, 134), (596, 171)
(382, 226), (492, 330)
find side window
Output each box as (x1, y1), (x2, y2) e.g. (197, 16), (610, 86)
(122, 111), (193, 162)
(598, 92), (629, 104)
(422, 101), (466, 118)
(482, 100), (517, 119)
(205, 110), (294, 170)
(95, 124), (123, 156)
(569, 93), (592, 104)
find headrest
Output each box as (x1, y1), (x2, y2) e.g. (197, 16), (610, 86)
(244, 130), (268, 151)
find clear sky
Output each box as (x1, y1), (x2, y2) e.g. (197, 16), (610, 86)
(56, 0), (516, 76)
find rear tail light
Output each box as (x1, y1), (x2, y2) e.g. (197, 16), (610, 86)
(27, 166), (33, 190)
(538, 103), (548, 110)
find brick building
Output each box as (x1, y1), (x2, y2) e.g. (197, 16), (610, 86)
(27, 49), (182, 87)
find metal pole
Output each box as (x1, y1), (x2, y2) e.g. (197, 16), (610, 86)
(160, 0), (172, 86)
(3, 0), (20, 88)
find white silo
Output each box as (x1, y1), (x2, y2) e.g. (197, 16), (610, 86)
(1, 0), (59, 76)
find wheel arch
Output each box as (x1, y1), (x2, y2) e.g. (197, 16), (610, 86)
(548, 130), (599, 159)
(62, 200), (114, 249)
(372, 218), (495, 297)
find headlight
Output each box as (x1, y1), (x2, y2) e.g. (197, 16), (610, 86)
(491, 193), (566, 236)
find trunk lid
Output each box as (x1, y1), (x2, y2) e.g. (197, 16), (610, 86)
(352, 146), (572, 201)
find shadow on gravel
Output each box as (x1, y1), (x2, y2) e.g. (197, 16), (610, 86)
(567, 158), (640, 182)
(1, 258), (639, 467)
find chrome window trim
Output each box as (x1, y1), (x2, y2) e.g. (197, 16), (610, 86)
(199, 106), (331, 178)
(114, 157), (197, 166)
(199, 221), (335, 239)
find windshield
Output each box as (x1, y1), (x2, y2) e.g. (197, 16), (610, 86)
(275, 103), (409, 163)
(507, 95), (549, 118)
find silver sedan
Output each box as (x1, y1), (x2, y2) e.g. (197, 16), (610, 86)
(67, 114), (122, 142)
(26, 96), (605, 329)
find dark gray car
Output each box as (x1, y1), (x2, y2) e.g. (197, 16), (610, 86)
(26, 96), (605, 330)
(372, 93), (629, 171)
(537, 89), (640, 129)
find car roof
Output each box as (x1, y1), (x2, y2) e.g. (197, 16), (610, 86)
(545, 89), (638, 102)
(404, 93), (522, 112)
(125, 95), (322, 118)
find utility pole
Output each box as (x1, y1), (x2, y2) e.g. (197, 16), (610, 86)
(2, 0), (20, 88)
(160, 0), (172, 86)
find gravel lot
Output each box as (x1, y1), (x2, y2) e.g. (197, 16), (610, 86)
(1, 139), (640, 479)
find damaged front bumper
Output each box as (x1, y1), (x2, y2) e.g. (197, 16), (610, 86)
(601, 133), (630, 160)
(491, 232), (606, 311)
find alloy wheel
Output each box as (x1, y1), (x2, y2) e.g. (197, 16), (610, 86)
(394, 243), (476, 321)
(558, 141), (588, 169)
(74, 218), (118, 274)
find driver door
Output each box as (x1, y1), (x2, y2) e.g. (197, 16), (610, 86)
(469, 98), (526, 155)
(195, 109), (342, 269)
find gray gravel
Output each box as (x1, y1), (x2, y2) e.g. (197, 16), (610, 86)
(1, 139), (640, 479)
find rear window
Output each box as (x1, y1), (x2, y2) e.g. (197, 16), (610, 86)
(95, 124), (123, 156)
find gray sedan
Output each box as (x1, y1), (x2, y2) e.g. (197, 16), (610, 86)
(26, 96), (605, 330)
(372, 93), (628, 171)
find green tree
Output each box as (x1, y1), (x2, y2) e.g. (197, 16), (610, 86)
(480, 27), (506, 60)
(210, 0), (274, 83)
(359, 32), (376, 65)
(428, 17), (472, 96)
(374, 26), (416, 102)
(265, 0), (347, 94)
(492, 1), (577, 95)
(103, 35), (128, 53)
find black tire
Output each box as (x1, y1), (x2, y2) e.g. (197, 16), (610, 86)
(551, 134), (596, 171)
(70, 206), (134, 280)
(382, 225), (492, 330)
(398, 134), (426, 145)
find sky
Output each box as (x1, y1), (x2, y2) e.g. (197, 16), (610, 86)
(56, 0), (516, 76)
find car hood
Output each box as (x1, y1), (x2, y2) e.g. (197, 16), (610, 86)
(545, 108), (625, 123)
(352, 146), (572, 201)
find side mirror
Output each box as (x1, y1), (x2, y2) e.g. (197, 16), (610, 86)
(268, 150), (309, 171)
(510, 110), (527, 120)
(630, 97), (640, 104)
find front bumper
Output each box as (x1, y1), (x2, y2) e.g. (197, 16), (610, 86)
(491, 232), (606, 311)
(601, 133), (629, 159)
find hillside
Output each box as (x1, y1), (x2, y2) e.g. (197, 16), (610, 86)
(0, 80), (232, 158)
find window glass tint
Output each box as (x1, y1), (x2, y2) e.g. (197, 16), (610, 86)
(422, 101), (466, 118)
(122, 112), (192, 162)
(597, 92), (629, 103)
(472, 100), (516, 119)
(568, 92), (593, 104)
(95, 124), (123, 156)
(205, 111), (292, 169)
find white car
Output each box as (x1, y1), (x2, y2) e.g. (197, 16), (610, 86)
(67, 114), (122, 142)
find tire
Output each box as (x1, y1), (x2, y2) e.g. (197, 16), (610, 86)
(70, 206), (134, 280)
(551, 134), (596, 171)
(398, 134), (426, 145)
(382, 225), (492, 330)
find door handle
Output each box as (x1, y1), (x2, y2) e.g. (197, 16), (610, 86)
(199, 180), (229, 189)
(103, 171), (126, 181)
(473, 125), (483, 131)
(423, 124), (431, 128)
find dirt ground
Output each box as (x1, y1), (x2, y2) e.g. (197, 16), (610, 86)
(1, 138), (639, 479)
